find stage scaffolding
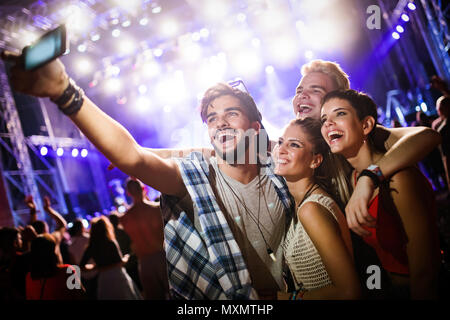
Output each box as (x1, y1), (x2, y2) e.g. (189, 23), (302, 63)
(0, 59), (111, 227)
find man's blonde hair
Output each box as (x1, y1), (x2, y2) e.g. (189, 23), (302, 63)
(301, 59), (350, 91)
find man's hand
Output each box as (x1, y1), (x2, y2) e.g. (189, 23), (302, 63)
(43, 196), (51, 211)
(345, 176), (376, 237)
(1, 51), (69, 100)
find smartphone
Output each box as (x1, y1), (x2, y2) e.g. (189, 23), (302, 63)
(22, 24), (68, 71)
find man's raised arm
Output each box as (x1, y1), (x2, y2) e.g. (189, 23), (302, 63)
(2, 52), (186, 198)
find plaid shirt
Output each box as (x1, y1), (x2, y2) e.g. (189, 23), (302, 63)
(161, 152), (293, 300)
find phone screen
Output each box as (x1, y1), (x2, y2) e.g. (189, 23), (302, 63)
(23, 26), (65, 70)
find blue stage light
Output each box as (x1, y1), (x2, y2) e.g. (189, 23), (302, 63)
(72, 148), (79, 157)
(392, 32), (400, 40)
(81, 149), (88, 158)
(40, 146), (48, 156)
(56, 147), (64, 157)
(401, 14), (410, 22)
(407, 3), (416, 10)
(396, 25), (404, 33)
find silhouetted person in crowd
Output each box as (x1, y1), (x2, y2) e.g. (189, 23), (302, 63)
(433, 96), (450, 193)
(116, 178), (169, 300)
(109, 212), (142, 292)
(68, 219), (98, 300)
(26, 234), (84, 300)
(80, 216), (142, 300)
(413, 111), (448, 191)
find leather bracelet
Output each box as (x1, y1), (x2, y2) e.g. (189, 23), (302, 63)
(51, 78), (76, 106)
(357, 169), (380, 188)
(59, 86), (84, 116)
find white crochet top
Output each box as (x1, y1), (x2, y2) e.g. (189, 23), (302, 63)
(283, 193), (341, 291)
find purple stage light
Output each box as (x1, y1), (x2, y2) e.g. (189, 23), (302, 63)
(56, 147), (64, 157)
(40, 146), (48, 156)
(81, 149), (88, 158)
(401, 14), (410, 22)
(396, 25), (404, 33)
(407, 3), (416, 10)
(72, 148), (79, 157)
(392, 32), (400, 40)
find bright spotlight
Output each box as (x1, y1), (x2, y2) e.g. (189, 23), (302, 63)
(199, 28), (210, 38)
(64, 4), (93, 34)
(105, 78), (122, 93)
(75, 58), (93, 75)
(420, 102), (427, 112)
(81, 149), (88, 157)
(407, 2), (416, 10)
(231, 50), (262, 78)
(40, 146), (48, 156)
(265, 65), (274, 74)
(141, 61), (161, 78)
(392, 32), (400, 39)
(160, 19), (178, 37)
(118, 38), (136, 55)
(82, 219), (89, 229)
(135, 96), (151, 112)
(112, 28), (121, 37)
(152, 6), (162, 14)
(106, 65), (121, 77)
(138, 84), (148, 94)
(72, 148), (79, 157)
(77, 43), (87, 52)
(139, 18), (148, 26)
(122, 20), (131, 28)
(180, 43), (203, 62)
(396, 25), (404, 33)
(415, 105), (420, 112)
(57, 148), (64, 157)
(305, 50), (314, 60)
(401, 14), (410, 22)
(153, 48), (163, 57)
(90, 33), (100, 41)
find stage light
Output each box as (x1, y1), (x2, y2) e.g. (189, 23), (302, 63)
(401, 14), (410, 22)
(407, 2), (416, 10)
(420, 102), (427, 112)
(180, 43), (203, 62)
(152, 6), (162, 14)
(118, 205), (126, 213)
(392, 32), (400, 39)
(72, 148), (79, 157)
(160, 19), (178, 37)
(64, 4), (93, 34)
(415, 105), (421, 111)
(75, 58), (93, 75)
(200, 28), (210, 38)
(265, 65), (274, 74)
(82, 219), (89, 228)
(118, 38), (136, 55)
(142, 61), (161, 78)
(237, 13), (247, 23)
(67, 222), (73, 229)
(396, 25), (404, 33)
(91, 33), (100, 41)
(139, 18), (149, 26)
(122, 20), (131, 28)
(305, 50), (314, 60)
(57, 148), (64, 157)
(40, 146), (48, 156)
(77, 44), (87, 52)
(112, 28), (121, 37)
(138, 84), (148, 94)
(105, 65), (121, 77)
(231, 49), (262, 78)
(135, 96), (151, 112)
(267, 35), (301, 67)
(153, 48), (163, 57)
(251, 38), (261, 48)
(105, 78), (122, 93)
(81, 149), (88, 158)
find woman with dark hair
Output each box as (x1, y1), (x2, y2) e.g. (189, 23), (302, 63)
(80, 216), (142, 300)
(320, 89), (441, 299)
(25, 234), (84, 300)
(274, 118), (361, 300)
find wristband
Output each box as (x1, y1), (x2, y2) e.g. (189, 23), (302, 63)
(367, 164), (385, 182)
(357, 169), (380, 188)
(51, 78), (85, 116)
